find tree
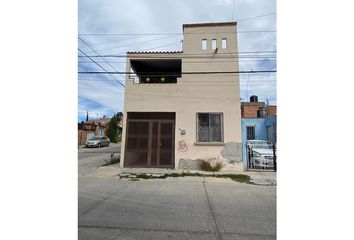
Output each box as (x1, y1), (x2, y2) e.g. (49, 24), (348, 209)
(107, 112), (123, 143)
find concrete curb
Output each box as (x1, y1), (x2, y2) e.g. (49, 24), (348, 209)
(249, 180), (277, 186)
(91, 165), (277, 185)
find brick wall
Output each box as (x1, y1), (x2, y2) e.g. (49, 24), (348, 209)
(241, 102), (265, 118)
(78, 130), (95, 145)
(267, 105), (277, 117)
(241, 102), (277, 118)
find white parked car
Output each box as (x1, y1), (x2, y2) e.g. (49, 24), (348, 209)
(86, 136), (110, 148)
(246, 140), (275, 168)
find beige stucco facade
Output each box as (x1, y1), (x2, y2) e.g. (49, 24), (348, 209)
(120, 22), (243, 170)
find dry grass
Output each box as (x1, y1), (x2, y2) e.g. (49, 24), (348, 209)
(102, 153), (120, 166)
(120, 172), (251, 183)
(199, 159), (224, 172)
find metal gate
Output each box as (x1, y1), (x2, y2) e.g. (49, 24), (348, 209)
(124, 119), (175, 168)
(246, 142), (276, 171)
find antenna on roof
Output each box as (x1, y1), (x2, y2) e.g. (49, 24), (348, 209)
(246, 71), (250, 101)
(232, 0), (236, 21)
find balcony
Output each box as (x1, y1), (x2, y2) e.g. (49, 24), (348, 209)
(130, 59), (181, 84)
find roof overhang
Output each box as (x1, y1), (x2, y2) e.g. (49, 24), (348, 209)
(183, 21), (237, 31)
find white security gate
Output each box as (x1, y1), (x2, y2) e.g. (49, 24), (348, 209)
(246, 141), (276, 171)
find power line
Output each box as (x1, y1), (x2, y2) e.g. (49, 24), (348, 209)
(88, 40), (183, 56)
(78, 50), (276, 56)
(79, 87), (276, 94)
(78, 106), (120, 112)
(79, 85), (276, 93)
(77, 50), (276, 60)
(81, 34), (168, 49)
(79, 83), (276, 88)
(79, 37), (126, 81)
(78, 109), (119, 117)
(78, 59), (276, 64)
(78, 55), (276, 59)
(78, 104), (110, 113)
(78, 78), (277, 82)
(78, 50), (277, 59)
(237, 12), (276, 22)
(81, 24), (228, 54)
(78, 48), (125, 88)
(137, 41), (182, 52)
(81, 18), (276, 54)
(78, 89), (273, 101)
(148, 50), (274, 54)
(78, 88), (277, 104)
(81, 82), (276, 89)
(84, 35), (181, 54)
(84, 50), (276, 56)
(78, 103), (122, 113)
(78, 70), (277, 76)
(80, 82), (276, 90)
(78, 30), (276, 36)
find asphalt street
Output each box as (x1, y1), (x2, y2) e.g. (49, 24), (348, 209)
(78, 143), (121, 176)
(78, 144), (276, 240)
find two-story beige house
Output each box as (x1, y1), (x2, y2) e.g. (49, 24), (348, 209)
(120, 22), (243, 170)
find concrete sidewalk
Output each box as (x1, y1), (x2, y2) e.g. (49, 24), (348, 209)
(88, 164), (277, 186)
(79, 175), (276, 240)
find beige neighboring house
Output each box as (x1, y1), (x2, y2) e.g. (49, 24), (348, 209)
(120, 22), (242, 170)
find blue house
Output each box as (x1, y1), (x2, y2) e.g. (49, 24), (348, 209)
(241, 96), (277, 170)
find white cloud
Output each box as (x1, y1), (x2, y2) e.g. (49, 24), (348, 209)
(78, 0), (277, 120)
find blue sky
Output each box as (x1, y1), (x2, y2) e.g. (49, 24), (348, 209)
(78, 0), (276, 122)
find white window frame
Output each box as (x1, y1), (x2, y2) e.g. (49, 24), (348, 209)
(222, 38), (227, 49)
(211, 39), (217, 49)
(202, 39), (207, 50)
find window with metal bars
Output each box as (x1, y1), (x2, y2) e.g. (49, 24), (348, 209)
(197, 113), (223, 142)
(246, 126), (255, 140)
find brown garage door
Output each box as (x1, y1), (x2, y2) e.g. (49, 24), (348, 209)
(125, 115), (175, 168)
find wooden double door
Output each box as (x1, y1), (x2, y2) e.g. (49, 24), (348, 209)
(125, 120), (175, 168)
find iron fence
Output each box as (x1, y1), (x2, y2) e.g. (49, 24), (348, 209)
(247, 144), (276, 172)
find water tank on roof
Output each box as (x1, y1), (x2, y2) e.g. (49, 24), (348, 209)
(250, 95), (258, 102)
